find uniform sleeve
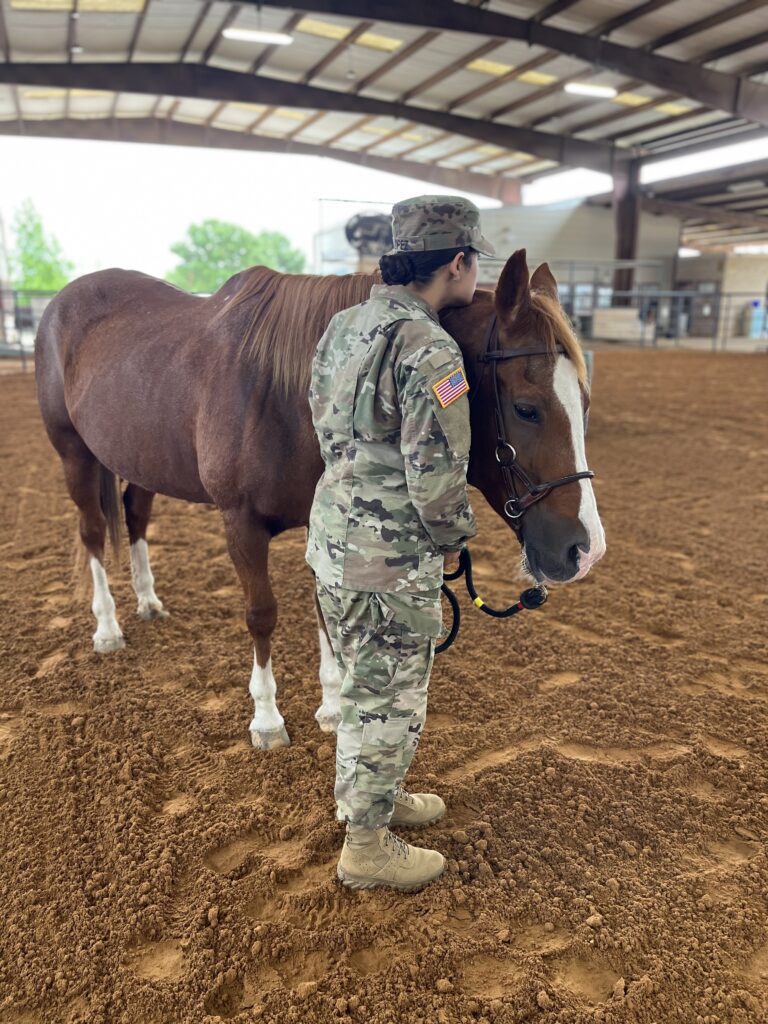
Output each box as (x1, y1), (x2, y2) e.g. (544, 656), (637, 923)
(395, 333), (477, 553)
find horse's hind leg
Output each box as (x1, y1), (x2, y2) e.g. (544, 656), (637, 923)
(313, 587), (342, 735)
(222, 507), (290, 750)
(123, 484), (168, 620)
(59, 434), (124, 653)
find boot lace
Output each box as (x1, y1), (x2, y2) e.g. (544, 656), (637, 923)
(383, 829), (410, 859)
(394, 783), (415, 806)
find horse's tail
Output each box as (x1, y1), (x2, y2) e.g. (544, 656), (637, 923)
(99, 464), (122, 560)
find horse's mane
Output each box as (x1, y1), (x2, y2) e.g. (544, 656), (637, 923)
(213, 265), (587, 396)
(214, 266), (378, 395)
(525, 289), (589, 389)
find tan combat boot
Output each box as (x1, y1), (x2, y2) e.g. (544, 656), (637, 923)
(390, 783), (446, 828)
(337, 827), (445, 892)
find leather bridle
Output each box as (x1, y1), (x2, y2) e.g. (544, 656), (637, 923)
(470, 314), (595, 533)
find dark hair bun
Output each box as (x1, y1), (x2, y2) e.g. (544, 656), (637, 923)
(379, 252), (415, 285)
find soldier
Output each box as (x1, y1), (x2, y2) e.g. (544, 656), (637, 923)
(306, 195), (496, 892)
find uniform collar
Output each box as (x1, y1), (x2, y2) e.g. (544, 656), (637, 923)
(369, 283), (441, 325)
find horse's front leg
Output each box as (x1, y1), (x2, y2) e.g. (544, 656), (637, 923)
(313, 586), (342, 735)
(222, 508), (290, 750)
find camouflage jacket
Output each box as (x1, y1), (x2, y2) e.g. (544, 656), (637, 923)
(306, 283), (477, 594)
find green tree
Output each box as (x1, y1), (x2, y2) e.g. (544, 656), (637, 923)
(166, 219), (306, 293)
(10, 199), (74, 293)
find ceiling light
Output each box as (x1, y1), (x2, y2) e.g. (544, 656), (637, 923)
(564, 83), (618, 99)
(223, 27), (294, 46)
(677, 247), (701, 258)
(70, 44), (84, 53)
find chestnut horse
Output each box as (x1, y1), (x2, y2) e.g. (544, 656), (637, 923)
(35, 251), (605, 749)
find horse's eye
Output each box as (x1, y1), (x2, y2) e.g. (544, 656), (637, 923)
(514, 403), (539, 423)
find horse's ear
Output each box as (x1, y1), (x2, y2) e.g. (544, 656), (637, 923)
(530, 262), (558, 301)
(495, 248), (530, 322)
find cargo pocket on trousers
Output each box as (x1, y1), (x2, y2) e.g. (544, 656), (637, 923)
(338, 591), (396, 649)
(376, 591), (443, 639)
(354, 714), (412, 788)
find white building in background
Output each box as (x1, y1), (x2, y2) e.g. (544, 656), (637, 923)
(313, 200), (681, 282)
(477, 202), (680, 288)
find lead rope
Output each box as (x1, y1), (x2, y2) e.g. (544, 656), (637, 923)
(436, 548), (547, 655)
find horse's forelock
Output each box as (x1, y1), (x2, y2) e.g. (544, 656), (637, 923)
(521, 290), (589, 390)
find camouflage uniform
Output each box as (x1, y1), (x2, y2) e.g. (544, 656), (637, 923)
(306, 196), (494, 828)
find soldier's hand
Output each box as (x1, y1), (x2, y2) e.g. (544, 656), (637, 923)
(443, 551), (461, 575)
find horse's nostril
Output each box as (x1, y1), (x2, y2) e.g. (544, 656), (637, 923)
(567, 544), (581, 568)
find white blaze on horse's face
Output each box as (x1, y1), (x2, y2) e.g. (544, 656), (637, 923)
(552, 355), (606, 578)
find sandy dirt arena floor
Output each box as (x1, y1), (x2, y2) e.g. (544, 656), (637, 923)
(1, 352), (767, 1024)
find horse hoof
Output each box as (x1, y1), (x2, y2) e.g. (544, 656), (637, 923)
(250, 725), (291, 750)
(315, 712), (341, 735)
(93, 635), (125, 654)
(138, 604), (169, 621)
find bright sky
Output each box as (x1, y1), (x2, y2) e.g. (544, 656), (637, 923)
(0, 135), (497, 281)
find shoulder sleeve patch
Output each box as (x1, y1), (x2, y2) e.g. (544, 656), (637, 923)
(432, 367), (469, 408)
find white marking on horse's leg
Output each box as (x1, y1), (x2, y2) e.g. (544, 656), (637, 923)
(90, 556), (125, 653)
(553, 356), (606, 579)
(130, 539), (168, 620)
(249, 653), (290, 750)
(315, 628), (342, 734)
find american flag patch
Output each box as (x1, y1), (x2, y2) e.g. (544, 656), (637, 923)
(432, 367), (469, 408)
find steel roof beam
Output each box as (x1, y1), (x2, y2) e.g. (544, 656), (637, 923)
(440, 0), (674, 116)
(0, 116), (522, 203)
(646, 161), (768, 199)
(180, 2), (213, 63)
(0, 62), (615, 173)
(532, 0), (582, 22)
(249, 12), (304, 74)
(353, 30), (439, 92)
(301, 20), (374, 85)
(0, 3), (9, 62)
(247, 0), (768, 126)
(201, 4), (241, 65)
(642, 195), (768, 230)
(543, 25), (768, 137)
(647, 0), (767, 52)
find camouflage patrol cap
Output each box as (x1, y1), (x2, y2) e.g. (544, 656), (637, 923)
(386, 194), (496, 257)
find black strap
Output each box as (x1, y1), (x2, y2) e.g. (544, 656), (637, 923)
(479, 343), (567, 361)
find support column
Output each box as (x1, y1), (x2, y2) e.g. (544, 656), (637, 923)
(612, 158), (640, 305)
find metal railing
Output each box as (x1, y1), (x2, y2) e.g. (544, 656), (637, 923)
(2, 282), (766, 370)
(560, 286), (768, 352)
(0, 288), (56, 369)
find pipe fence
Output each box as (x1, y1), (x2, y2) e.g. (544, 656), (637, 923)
(2, 283), (766, 372)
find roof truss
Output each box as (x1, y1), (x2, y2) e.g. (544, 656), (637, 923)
(0, 116), (522, 203)
(250, 0), (768, 127)
(0, 62), (616, 173)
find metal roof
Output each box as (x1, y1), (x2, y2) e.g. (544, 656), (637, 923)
(0, 0), (767, 246)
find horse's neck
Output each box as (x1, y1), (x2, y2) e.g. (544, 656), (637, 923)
(441, 295), (494, 370)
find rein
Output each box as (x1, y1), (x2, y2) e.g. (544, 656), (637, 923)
(436, 313), (594, 655)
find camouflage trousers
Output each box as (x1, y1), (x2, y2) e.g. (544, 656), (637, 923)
(315, 578), (443, 829)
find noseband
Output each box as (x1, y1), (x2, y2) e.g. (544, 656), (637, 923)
(471, 315), (595, 532)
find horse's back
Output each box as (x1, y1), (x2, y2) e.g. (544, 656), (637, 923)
(36, 269), (198, 387)
(35, 269), (223, 502)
